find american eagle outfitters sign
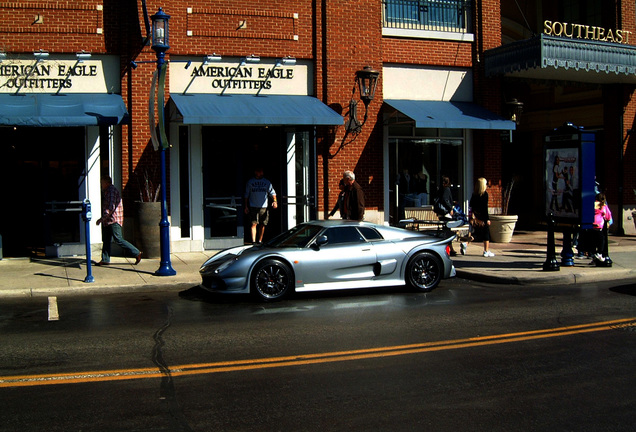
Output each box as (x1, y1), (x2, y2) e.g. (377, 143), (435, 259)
(0, 58), (114, 94)
(169, 58), (311, 95)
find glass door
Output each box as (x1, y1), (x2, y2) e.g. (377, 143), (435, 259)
(284, 130), (313, 228)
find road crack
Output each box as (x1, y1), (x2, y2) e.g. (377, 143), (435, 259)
(152, 304), (194, 432)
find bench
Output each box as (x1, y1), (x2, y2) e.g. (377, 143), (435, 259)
(402, 206), (443, 231)
(401, 206), (470, 240)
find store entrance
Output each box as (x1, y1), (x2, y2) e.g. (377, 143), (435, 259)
(201, 126), (314, 248)
(202, 126), (283, 247)
(0, 127), (84, 257)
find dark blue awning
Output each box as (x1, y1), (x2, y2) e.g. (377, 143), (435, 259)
(0, 93), (128, 127)
(170, 94), (343, 126)
(384, 99), (516, 130)
(484, 34), (636, 84)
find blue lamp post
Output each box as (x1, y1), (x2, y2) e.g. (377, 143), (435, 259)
(151, 8), (176, 276)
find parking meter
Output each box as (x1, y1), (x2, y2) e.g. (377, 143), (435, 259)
(82, 199), (92, 222)
(83, 199), (95, 283)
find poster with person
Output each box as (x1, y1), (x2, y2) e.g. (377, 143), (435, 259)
(544, 147), (579, 219)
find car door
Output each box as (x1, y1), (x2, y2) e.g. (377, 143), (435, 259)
(298, 226), (377, 290)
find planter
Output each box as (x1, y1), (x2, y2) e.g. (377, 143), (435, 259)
(135, 201), (161, 258)
(489, 214), (518, 243)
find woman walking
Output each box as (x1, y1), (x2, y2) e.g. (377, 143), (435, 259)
(469, 177), (494, 257)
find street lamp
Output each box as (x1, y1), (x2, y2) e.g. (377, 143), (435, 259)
(151, 7), (176, 276)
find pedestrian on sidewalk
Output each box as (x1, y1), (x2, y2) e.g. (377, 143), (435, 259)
(469, 177), (494, 257)
(96, 175), (142, 266)
(244, 166), (278, 245)
(342, 170), (365, 221)
(592, 192), (612, 262)
(434, 175), (459, 256)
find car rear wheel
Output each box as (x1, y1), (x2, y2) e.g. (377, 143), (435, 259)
(251, 259), (292, 301)
(406, 252), (442, 292)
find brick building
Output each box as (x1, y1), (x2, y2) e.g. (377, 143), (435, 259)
(1, 0), (633, 258)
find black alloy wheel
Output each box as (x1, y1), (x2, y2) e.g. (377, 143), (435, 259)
(406, 251), (442, 292)
(251, 259), (293, 301)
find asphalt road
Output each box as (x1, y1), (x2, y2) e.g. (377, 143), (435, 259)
(1, 278), (635, 431)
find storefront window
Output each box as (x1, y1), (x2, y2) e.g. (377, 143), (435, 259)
(389, 126), (464, 225)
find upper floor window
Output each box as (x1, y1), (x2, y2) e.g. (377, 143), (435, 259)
(383, 0), (472, 34)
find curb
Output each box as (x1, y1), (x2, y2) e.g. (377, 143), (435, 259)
(0, 281), (199, 299)
(455, 267), (635, 286)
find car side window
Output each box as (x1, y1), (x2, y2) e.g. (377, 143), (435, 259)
(358, 227), (383, 241)
(324, 227), (365, 245)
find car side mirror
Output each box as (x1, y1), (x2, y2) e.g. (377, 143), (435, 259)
(313, 235), (328, 250)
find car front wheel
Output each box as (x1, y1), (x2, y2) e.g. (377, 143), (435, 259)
(406, 252), (442, 292)
(251, 259), (292, 301)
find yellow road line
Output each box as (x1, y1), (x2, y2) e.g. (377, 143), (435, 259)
(1, 317), (633, 388)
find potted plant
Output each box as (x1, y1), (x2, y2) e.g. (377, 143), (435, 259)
(489, 179), (518, 243)
(134, 169), (162, 258)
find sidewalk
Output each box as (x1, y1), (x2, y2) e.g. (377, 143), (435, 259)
(1, 231), (635, 298)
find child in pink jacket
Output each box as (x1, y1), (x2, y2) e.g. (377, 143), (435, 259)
(592, 193), (612, 261)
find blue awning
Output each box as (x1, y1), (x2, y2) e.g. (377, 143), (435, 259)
(384, 99), (516, 130)
(485, 34), (636, 84)
(0, 93), (128, 127)
(170, 94), (344, 126)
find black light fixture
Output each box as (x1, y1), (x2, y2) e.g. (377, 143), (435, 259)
(329, 65), (380, 158)
(355, 66), (380, 108)
(506, 98), (524, 125)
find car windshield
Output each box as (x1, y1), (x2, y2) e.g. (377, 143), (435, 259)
(266, 224), (323, 248)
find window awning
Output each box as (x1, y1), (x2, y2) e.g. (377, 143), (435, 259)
(384, 99), (516, 130)
(170, 94), (344, 126)
(484, 34), (636, 84)
(0, 93), (128, 127)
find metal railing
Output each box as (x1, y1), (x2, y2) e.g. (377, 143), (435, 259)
(382, 0), (472, 33)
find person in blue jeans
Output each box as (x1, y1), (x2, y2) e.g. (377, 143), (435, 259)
(95, 176), (142, 266)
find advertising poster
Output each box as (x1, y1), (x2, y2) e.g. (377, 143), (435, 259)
(545, 147), (579, 219)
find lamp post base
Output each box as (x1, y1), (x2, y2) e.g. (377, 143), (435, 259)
(155, 265), (176, 276)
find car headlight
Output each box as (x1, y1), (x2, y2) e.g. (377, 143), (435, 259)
(214, 258), (236, 274)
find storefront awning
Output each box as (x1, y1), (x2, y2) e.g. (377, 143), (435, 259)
(170, 94), (344, 126)
(484, 34), (636, 84)
(0, 94), (128, 127)
(384, 99), (516, 130)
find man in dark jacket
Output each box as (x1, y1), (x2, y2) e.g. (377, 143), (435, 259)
(343, 170), (365, 221)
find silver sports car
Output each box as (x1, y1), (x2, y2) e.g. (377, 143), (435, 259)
(200, 220), (456, 301)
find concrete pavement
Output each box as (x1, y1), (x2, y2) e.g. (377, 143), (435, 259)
(1, 231), (635, 298)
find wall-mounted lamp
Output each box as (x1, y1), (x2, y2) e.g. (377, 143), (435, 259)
(0, 51), (6, 62)
(330, 65), (380, 158)
(244, 54), (260, 64)
(355, 66), (380, 108)
(33, 50), (49, 60)
(277, 56), (296, 66)
(76, 51), (92, 62)
(506, 98), (524, 125)
(204, 53), (222, 64)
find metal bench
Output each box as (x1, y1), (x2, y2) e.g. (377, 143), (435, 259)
(400, 206), (470, 241)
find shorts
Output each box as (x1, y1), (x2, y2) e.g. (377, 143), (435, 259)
(249, 207), (269, 226)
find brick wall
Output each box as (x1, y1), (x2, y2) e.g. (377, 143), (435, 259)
(317, 0), (384, 216)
